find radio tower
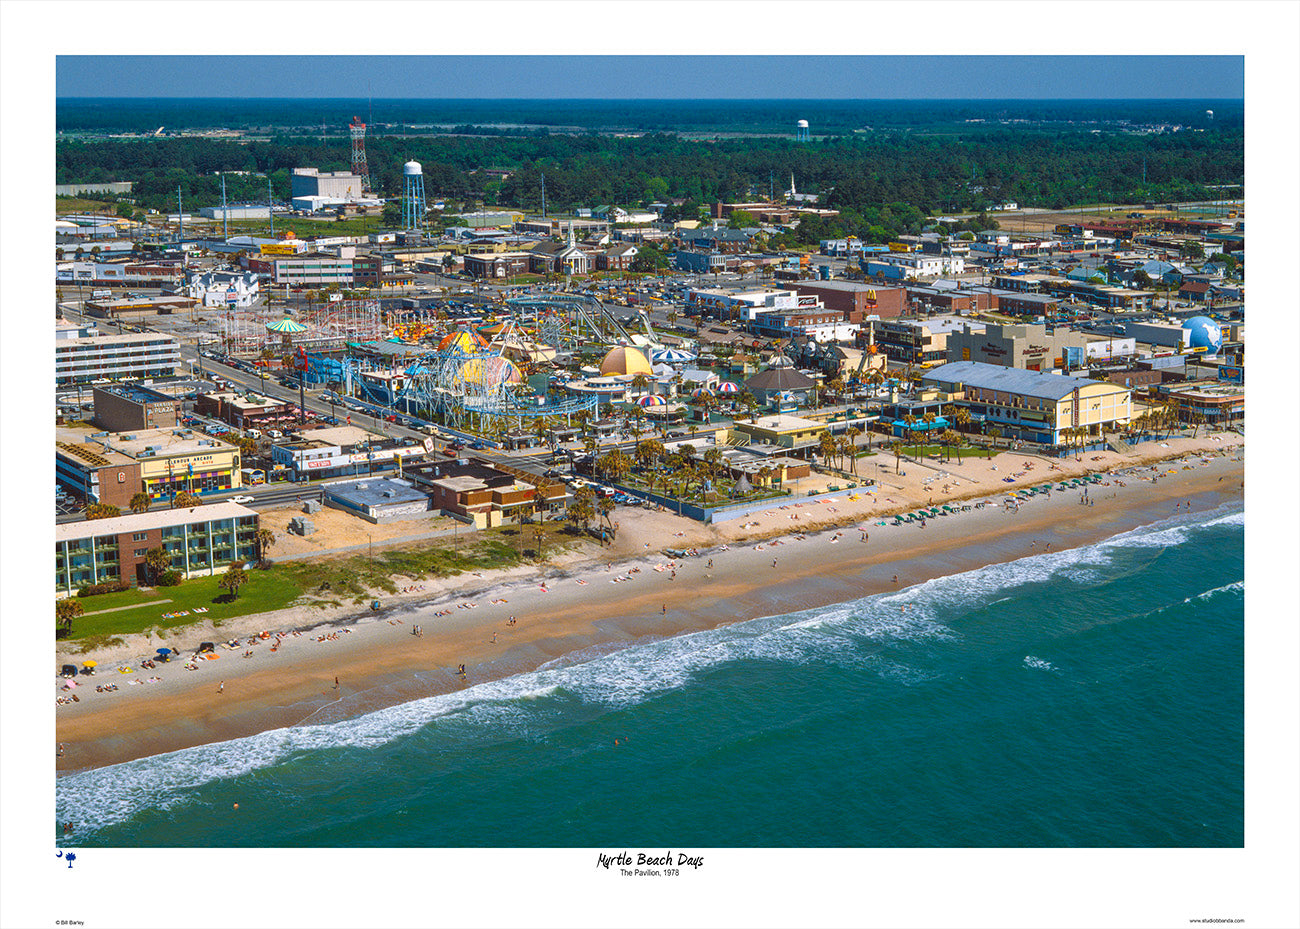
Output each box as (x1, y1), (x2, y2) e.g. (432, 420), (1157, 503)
(350, 116), (370, 192)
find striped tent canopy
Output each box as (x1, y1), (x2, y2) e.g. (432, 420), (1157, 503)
(717, 381), (739, 393)
(690, 388), (714, 399)
(651, 348), (696, 365)
(638, 395), (667, 407)
(266, 317), (308, 333)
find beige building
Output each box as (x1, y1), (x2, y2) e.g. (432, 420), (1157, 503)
(922, 361), (1131, 445)
(729, 414), (827, 456)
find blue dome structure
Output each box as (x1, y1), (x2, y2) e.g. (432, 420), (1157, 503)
(1182, 316), (1223, 353)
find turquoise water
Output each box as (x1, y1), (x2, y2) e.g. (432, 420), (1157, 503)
(57, 505), (1244, 848)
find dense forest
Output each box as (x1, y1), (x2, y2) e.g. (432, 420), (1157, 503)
(57, 127), (1243, 215)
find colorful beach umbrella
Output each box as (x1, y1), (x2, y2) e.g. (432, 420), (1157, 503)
(717, 381), (739, 393)
(638, 395), (667, 407)
(690, 388), (714, 398)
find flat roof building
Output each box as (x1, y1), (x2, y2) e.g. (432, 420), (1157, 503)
(55, 330), (182, 387)
(58, 425), (242, 502)
(322, 477), (432, 523)
(56, 501), (259, 596)
(92, 384), (180, 433)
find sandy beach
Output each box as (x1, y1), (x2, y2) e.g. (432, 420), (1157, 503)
(55, 434), (1243, 773)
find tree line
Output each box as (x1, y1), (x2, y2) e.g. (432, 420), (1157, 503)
(57, 126), (1242, 223)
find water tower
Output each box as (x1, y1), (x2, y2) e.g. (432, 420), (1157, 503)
(402, 160), (426, 232)
(796, 119), (810, 142)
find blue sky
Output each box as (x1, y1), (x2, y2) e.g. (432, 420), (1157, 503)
(56, 56), (1243, 99)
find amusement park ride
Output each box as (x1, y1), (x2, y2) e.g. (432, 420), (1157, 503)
(260, 290), (668, 438)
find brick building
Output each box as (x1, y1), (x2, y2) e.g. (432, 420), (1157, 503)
(780, 281), (907, 321)
(55, 501), (259, 596)
(92, 384), (180, 433)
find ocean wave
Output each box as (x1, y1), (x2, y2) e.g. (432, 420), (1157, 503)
(1185, 580), (1244, 604)
(1023, 656), (1058, 672)
(58, 502), (1242, 839)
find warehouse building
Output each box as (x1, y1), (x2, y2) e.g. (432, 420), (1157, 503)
(291, 167), (366, 200)
(55, 502), (259, 596)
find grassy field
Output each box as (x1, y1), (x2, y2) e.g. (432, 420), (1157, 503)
(55, 196), (117, 216)
(58, 525), (583, 650)
(62, 571), (305, 649)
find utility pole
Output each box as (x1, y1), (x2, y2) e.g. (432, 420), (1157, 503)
(221, 174), (229, 241)
(268, 176), (275, 238)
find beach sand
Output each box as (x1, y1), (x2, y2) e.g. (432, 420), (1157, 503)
(55, 435), (1243, 774)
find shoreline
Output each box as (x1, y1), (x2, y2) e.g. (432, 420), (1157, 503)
(55, 444), (1244, 775)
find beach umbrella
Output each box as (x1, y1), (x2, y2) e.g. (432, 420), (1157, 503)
(82, 660), (97, 668)
(265, 317), (308, 334)
(717, 381), (739, 393)
(65, 679), (78, 688)
(156, 648), (172, 655)
(690, 388), (713, 399)
(638, 395), (667, 407)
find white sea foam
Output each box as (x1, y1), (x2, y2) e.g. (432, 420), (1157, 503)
(1023, 656), (1057, 672)
(1186, 580), (1245, 604)
(58, 503), (1243, 837)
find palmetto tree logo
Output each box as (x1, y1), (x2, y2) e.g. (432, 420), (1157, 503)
(56, 850), (77, 869)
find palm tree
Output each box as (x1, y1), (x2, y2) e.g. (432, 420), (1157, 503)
(569, 487), (596, 532)
(845, 426), (863, 474)
(596, 496), (616, 543)
(818, 430), (837, 469)
(144, 546), (171, 585)
(218, 563), (248, 600)
(891, 440), (905, 474)
(56, 598), (84, 638)
(952, 406), (972, 436)
(988, 426), (1003, 450)
(531, 488), (549, 559)
(172, 490), (202, 509)
(254, 528), (277, 566)
(129, 492), (152, 515)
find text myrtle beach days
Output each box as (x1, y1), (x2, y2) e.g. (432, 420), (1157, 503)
(597, 851), (704, 869)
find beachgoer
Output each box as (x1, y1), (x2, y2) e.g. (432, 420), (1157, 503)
(772, 558), (778, 569)
(218, 680), (224, 694)
(708, 559), (713, 569)
(892, 575), (898, 583)
(662, 604), (667, 615)
(334, 676), (339, 691)
(57, 743), (65, 757)
(491, 632), (498, 644)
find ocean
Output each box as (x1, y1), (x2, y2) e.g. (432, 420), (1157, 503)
(57, 504), (1244, 848)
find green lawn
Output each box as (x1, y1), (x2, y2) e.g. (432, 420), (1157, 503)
(62, 571), (305, 648)
(59, 531), (575, 649)
(896, 443), (999, 460)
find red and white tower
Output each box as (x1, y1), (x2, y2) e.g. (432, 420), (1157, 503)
(349, 116), (370, 192)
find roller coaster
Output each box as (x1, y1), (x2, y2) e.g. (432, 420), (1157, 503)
(506, 292), (659, 352)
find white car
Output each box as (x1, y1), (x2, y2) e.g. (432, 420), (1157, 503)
(228, 495), (255, 504)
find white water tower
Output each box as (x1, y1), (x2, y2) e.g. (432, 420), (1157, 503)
(401, 160), (426, 232)
(796, 119), (810, 142)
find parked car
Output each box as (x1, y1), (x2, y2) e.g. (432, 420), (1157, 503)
(228, 495), (254, 504)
